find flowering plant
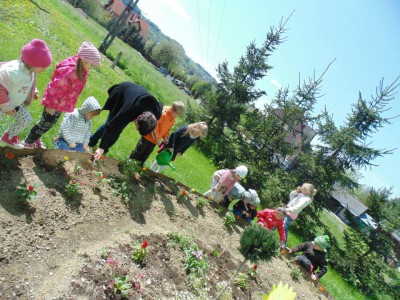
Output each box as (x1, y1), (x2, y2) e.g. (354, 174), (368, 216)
(15, 183), (39, 201)
(96, 171), (110, 186)
(58, 155), (69, 166)
(65, 179), (81, 198)
(131, 240), (149, 263)
(184, 244), (209, 276)
(177, 188), (189, 200)
(248, 264), (258, 279)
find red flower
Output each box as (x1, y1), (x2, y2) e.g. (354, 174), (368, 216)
(252, 264), (257, 270)
(5, 153), (15, 159)
(141, 241), (148, 249)
(28, 185), (34, 192)
(101, 175), (106, 179)
(180, 189), (186, 196)
(100, 155), (105, 159)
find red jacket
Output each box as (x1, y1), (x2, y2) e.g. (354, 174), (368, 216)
(257, 208), (286, 242)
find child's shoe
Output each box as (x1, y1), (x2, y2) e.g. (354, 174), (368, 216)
(1, 132), (25, 149)
(23, 139), (46, 149)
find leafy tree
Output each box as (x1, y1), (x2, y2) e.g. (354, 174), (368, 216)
(151, 41), (183, 70)
(191, 81), (212, 99)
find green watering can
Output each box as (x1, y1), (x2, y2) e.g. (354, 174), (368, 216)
(156, 149), (176, 170)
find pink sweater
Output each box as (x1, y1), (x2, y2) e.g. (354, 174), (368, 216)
(41, 56), (87, 113)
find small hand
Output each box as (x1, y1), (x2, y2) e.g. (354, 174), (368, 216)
(5, 109), (16, 115)
(46, 107), (56, 115)
(311, 274), (317, 281)
(177, 152), (182, 157)
(33, 92), (39, 100)
(286, 247), (293, 254)
(69, 143), (77, 148)
(163, 138), (169, 144)
(93, 148), (104, 161)
(167, 148), (174, 153)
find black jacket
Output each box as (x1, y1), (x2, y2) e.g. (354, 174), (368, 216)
(167, 126), (199, 158)
(291, 241), (328, 279)
(99, 82), (163, 151)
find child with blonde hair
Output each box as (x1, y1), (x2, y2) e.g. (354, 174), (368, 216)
(0, 39), (52, 149)
(283, 183), (317, 247)
(23, 41), (101, 148)
(130, 101), (185, 165)
(150, 121), (208, 173)
(203, 165), (248, 202)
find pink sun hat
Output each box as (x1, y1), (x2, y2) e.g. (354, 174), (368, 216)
(77, 41), (101, 66)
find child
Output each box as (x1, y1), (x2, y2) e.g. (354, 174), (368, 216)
(130, 101), (185, 165)
(222, 184), (260, 222)
(150, 121), (208, 173)
(257, 207), (287, 247)
(283, 183), (317, 247)
(0, 39), (52, 149)
(287, 235), (330, 281)
(54, 96), (101, 152)
(23, 41), (101, 149)
(203, 165), (248, 202)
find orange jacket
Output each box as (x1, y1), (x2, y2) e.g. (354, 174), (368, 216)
(144, 106), (175, 144)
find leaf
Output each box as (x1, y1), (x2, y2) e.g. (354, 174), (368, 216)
(228, 199), (240, 210)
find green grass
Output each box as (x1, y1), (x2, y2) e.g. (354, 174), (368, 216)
(0, 2), (387, 299)
(317, 209), (348, 248)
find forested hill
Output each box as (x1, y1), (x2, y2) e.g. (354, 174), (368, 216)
(144, 17), (216, 84)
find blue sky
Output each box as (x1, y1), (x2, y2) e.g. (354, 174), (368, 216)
(139, 0), (400, 197)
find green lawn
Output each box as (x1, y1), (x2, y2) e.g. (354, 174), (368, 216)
(0, 1), (386, 299)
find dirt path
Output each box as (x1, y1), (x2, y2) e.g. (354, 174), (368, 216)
(0, 149), (329, 299)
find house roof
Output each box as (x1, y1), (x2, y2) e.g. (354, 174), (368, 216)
(359, 213), (378, 229)
(330, 188), (368, 216)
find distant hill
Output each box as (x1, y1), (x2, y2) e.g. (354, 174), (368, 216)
(143, 16), (216, 84)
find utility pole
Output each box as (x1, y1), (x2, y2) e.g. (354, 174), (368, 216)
(99, 0), (139, 54)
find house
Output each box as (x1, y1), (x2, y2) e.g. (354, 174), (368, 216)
(327, 187), (368, 224)
(103, 0), (149, 39)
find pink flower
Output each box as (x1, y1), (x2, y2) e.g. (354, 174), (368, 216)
(135, 282), (140, 291)
(106, 258), (119, 266)
(141, 241), (148, 249)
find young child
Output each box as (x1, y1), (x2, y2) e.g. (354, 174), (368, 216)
(23, 41), (101, 149)
(203, 165), (248, 202)
(222, 183), (260, 222)
(150, 121), (208, 173)
(0, 39), (52, 149)
(283, 183), (317, 247)
(257, 207), (287, 247)
(130, 101), (185, 165)
(287, 235), (330, 281)
(54, 96), (101, 152)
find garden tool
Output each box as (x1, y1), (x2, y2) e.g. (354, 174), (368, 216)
(156, 149), (175, 170)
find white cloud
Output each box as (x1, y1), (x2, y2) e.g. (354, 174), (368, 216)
(270, 78), (282, 89)
(158, 0), (192, 21)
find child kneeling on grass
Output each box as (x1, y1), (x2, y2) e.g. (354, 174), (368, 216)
(287, 235), (330, 281)
(54, 96), (101, 152)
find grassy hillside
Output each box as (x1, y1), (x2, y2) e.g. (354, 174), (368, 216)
(0, 0), (215, 192)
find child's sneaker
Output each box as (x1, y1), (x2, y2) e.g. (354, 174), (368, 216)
(23, 139), (46, 149)
(1, 132), (25, 149)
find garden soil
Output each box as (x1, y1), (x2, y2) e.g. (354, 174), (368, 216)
(0, 148), (330, 300)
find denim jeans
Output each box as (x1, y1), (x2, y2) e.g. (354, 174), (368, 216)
(283, 215), (294, 247)
(55, 138), (85, 152)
